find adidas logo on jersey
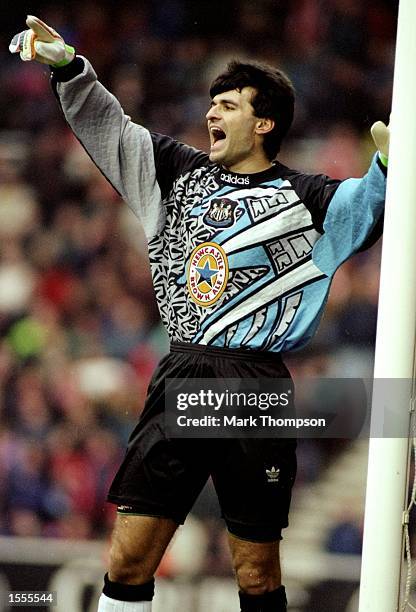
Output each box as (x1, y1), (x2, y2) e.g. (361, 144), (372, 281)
(220, 172), (250, 185)
(266, 466), (280, 483)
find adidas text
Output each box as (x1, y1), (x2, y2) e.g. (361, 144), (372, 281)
(220, 173), (250, 185)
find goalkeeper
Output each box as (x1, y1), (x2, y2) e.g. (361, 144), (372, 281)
(10, 16), (388, 612)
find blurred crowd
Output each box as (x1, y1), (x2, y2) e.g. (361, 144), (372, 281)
(0, 0), (395, 556)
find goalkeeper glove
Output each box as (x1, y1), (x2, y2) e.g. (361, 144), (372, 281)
(9, 15), (75, 67)
(371, 120), (390, 168)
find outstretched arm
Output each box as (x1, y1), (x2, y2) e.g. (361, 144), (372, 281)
(10, 16), (210, 238)
(51, 56), (163, 238)
(9, 16), (208, 240)
(312, 153), (387, 275)
(10, 16), (163, 238)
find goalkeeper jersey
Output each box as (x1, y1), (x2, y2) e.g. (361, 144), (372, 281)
(52, 57), (386, 353)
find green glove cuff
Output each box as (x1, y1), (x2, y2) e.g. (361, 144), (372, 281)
(378, 152), (388, 168)
(51, 44), (75, 68)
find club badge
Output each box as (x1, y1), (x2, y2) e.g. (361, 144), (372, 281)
(203, 197), (239, 228)
(187, 242), (229, 307)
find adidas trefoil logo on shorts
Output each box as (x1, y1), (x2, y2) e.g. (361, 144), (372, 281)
(266, 466), (280, 483)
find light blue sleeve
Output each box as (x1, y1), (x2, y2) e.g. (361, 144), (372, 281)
(312, 154), (386, 276)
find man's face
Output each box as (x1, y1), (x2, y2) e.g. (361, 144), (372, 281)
(206, 86), (267, 171)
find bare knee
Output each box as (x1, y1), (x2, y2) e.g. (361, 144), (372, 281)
(109, 540), (152, 584)
(235, 562), (281, 595)
(229, 535), (281, 595)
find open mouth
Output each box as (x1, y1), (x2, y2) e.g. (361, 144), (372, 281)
(210, 126), (226, 148)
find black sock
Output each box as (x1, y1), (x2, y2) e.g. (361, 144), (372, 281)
(103, 573), (155, 602)
(239, 585), (287, 611)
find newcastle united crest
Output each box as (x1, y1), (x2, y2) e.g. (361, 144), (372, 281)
(203, 197), (239, 229)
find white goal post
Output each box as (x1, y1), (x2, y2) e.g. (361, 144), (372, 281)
(359, 1), (416, 610)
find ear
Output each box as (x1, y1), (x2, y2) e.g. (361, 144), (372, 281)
(255, 118), (275, 135)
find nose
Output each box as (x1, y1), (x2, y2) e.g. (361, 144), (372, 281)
(206, 104), (220, 121)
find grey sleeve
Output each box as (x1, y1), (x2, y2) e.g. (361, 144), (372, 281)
(54, 57), (164, 239)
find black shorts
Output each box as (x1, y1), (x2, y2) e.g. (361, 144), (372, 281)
(107, 342), (297, 542)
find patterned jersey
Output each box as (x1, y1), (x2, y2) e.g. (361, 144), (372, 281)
(52, 57), (386, 353)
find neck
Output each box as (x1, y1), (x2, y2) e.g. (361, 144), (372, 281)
(225, 153), (273, 174)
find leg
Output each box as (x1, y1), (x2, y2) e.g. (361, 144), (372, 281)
(109, 514), (178, 583)
(228, 533), (281, 594)
(211, 437), (296, 611)
(98, 513), (177, 611)
(228, 533), (287, 611)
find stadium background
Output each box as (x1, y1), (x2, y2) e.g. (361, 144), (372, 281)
(0, 1), (400, 610)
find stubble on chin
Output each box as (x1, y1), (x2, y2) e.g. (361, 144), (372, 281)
(209, 151), (224, 164)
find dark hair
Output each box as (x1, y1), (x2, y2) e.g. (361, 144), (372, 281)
(209, 60), (295, 159)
